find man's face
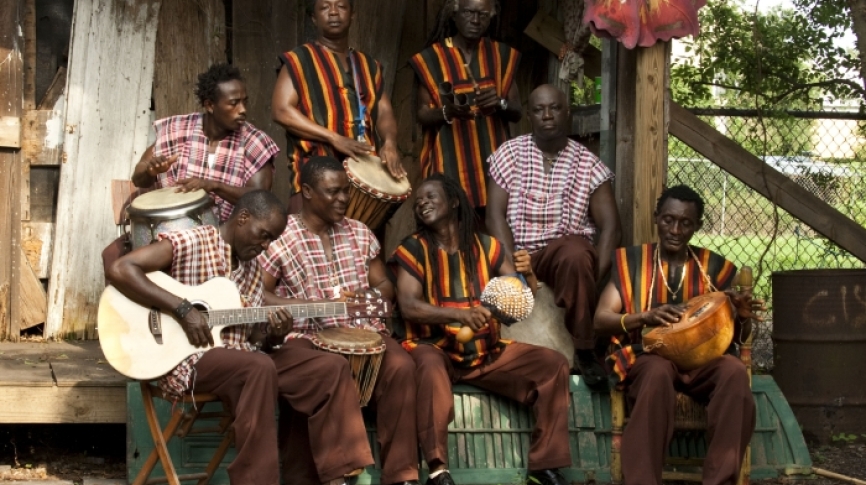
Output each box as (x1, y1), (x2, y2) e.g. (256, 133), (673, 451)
(205, 80), (247, 132)
(311, 0), (353, 38)
(414, 180), (456, 228)
(655, 198), (702, 255)
(303, 169), (351, 224)
(528, 86), (570, 142)
(452, 0), (494, 41)
(233, 210), (286, 262)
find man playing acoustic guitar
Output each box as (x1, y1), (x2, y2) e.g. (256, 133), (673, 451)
(106, 190), (290, 485)
(593, 185), (761, 485)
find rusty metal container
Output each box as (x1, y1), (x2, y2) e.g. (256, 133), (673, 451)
(772, 269), (866, 444)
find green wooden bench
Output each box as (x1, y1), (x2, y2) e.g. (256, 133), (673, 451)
(126, 376), (811, 484)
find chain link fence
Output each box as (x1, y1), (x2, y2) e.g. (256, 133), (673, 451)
(668, 107), (866, 372)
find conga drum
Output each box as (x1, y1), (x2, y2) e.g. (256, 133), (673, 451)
(311, 327), (386, 406)
(642, 292), (735, 371)
(126, 188), (218, 249)
(343, 154), (411, 231)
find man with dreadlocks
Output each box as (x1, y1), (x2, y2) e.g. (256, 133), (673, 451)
(410, 0), (522, 213)
(390, 174), (571, 485)
(259, 156), (419, 485)
(272, 0), (405, 213)
(132, 63), (279, 223)
(594, 185), (759, 485)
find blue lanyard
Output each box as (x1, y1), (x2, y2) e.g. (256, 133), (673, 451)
(347, 49), (366, 142)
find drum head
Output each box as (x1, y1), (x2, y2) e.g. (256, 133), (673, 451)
(128, 188), (212, 217)
(313, 327), (385, 354)
(344, 155), (411, 200)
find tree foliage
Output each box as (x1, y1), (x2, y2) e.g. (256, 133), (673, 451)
(672, 0), (863, 109)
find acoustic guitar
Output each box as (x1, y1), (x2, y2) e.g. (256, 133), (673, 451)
(97, 271), (390, 379)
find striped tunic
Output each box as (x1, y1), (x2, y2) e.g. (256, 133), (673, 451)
(389, 233), (509, 367)
(280, 43), (384, 193)
(409, 38), (520, 208)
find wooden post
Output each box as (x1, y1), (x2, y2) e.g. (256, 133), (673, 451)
(614, 44), (637, 245)
(630, 42), (670, 244)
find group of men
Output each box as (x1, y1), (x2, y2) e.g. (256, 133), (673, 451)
(108, 0), (761, 485)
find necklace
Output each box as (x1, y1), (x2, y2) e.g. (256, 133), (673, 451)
(657, 255), (687, 297)
(645, 244), (718, 311)
(542, 149), (564, 165)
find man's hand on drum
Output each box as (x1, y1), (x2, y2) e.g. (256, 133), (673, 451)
(459, 305), (491, 332)
(180, 308), (214, 348)
(641, 304), (686, 328)
(380, 142), (407, 179)
(142, 154), (179, 177)
(175, 177), (215, 193)
(329, 133), (374, 160)
(267, 308), (293, 339)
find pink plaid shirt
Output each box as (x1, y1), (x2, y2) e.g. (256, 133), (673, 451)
(157, 225), (266, 397)
(488, 135), (614, 253)
(258, 215), (385, 340)
(152, 113), (279, 222)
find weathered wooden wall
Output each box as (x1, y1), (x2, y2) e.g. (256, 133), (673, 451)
(46, 0), (161, 339)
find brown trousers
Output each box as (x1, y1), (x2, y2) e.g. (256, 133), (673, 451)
(192, 348), (280, 485)
(530, 235), (598, 350)
(276, 336), (419, 485)
(622, 354), (756, 485)
(411, 342), (572, 471)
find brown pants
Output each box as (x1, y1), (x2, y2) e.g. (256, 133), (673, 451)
(275, 337), (419, 485)
(193, 348), (280, 485)
(411, 342), (572, 471)
(530, 235), (598, 350)
(622, 354), (756, 485)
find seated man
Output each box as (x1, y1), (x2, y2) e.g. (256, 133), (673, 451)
(106, 190), (291, 485)
(487, 84), (621, 384)
(391, 173), (571, 485)
(132, 63), (279, 222)
(259, 156), (419, 485)
(593, 185), (759, 485)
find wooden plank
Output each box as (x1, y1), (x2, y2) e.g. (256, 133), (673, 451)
(46, 0), (161, 340)
(0, 340), (106, 359)
(0, 116), (22, 149)
(22, 106), (65, 166)
(37, 66), (67, 110)
(51, 360), (126, 387)
(0, 386), (126, 423)
(669, 102), (866, 263)
(153, 0), (225, 120)
(19, 248), (46, 330)
(0, 359), (53, 386)
(614, 44), (637, 245)
(23, 222), (53, 278)
(350, 0), (409, 97)
(523, 9), (601, 77)
(631, 42), (669, 244)
(23, 0), (36, 111)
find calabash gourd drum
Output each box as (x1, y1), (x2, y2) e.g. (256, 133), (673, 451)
(311, 327), (386, 406)
(642, 292), (735, 371)
(126, 188), (218, 249)
(343, 154), (411, 231)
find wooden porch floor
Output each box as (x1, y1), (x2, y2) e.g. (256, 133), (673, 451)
(0, 341), (125, 423)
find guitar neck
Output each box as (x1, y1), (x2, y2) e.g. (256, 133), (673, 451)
(206, 302), (348, 329)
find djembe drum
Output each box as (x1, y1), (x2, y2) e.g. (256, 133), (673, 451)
(343, 154), (411, 231)
(126, 188), (218, 249)
(642, 291), (735, 371)
(311, 327), (386, 406)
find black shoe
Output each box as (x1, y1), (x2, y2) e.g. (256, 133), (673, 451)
(574, 350), (608, 390)
(426, 470), (456, 485)
(526, 468), (568, 485)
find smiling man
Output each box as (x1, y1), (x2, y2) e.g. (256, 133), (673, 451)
(132, 63), (279, 222)
(593, 185), (758, 485)
(486, 84), (621, 386)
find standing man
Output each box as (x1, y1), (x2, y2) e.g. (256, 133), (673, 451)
(391, 174), (571, 485)
(272, 0), (406, 213)
(132, 63), (279, 222)
(106, 190), (291, 485)
(259, 156), (419, 485)
(593, 185), (758, 485)
(486, 84), (621, 386)
(411, 0), (521, 212)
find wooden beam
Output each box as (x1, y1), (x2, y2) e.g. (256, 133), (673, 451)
(631, 42), (669, 245)
(19, 248), (46, 330)
(669, 101), (866, 263)
(613, 44), (637, 245)
(47, 0), (161, 339)
(0, 117), (21, 149)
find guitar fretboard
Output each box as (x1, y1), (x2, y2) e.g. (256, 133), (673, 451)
(205, 302), (349, 328)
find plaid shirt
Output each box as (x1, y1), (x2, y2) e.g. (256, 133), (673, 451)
(152, 113), (279, 222)
(157, 225), (266, 397)
(488, 135), (614, 253)
(258, 215), (385, 339)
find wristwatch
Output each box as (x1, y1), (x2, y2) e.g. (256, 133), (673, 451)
(498, 97), (509, 111)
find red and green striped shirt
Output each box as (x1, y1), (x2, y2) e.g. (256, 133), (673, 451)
(390, 232), (510, 367)
(409, 38), (520, 208)
(280, 43), (384, 193)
